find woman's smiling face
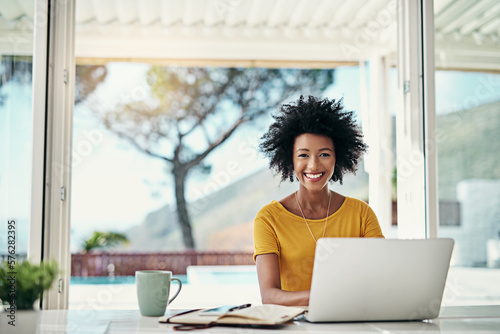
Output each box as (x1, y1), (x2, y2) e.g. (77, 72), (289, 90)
(293, 133), (336, 191)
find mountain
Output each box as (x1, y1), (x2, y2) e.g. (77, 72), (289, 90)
(437, 100), (500, 199)
(119, 99), (500, 252)
(121, 164), (368, 251)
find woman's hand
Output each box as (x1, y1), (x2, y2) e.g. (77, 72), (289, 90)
(255, 253), (310, 306)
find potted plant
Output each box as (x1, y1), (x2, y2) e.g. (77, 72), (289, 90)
(0, 259), (59, 310)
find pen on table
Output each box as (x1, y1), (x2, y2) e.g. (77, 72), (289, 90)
(228, 304), (252, 312)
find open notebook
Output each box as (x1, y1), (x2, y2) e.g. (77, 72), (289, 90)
(159, 304), (306, 328)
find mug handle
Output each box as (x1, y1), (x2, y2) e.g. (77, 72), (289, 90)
(168, 278), (182, 304)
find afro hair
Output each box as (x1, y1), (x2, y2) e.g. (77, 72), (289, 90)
(259, 95), (367, 184)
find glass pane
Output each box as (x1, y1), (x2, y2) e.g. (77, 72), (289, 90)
(435, 0), (500, 306)
(70, 0), (397, 309)
(70, 64), (372, 253)
(0, 2), (35, 261)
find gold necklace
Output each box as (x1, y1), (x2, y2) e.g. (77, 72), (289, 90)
(295, 190), (331, 243)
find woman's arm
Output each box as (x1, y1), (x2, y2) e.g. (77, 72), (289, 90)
(255, 253), (309, 306)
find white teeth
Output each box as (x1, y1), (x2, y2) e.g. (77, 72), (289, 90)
(305, 173), (323, 179)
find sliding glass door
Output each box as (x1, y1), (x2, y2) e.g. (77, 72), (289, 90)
(0, 1), (35, 267)
(434, 0), (500, 305)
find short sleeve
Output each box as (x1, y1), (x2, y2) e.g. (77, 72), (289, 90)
(253, 206), (280, 262)
(363, 205), (385, 238)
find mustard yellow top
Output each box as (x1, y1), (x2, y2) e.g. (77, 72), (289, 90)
(253, 197), (384, 291)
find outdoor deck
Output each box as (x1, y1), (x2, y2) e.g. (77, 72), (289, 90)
(68, 266), (500, 310)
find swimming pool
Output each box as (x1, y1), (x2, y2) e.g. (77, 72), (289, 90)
(70, 275), (187, 285)
(70, 265), (258, 285)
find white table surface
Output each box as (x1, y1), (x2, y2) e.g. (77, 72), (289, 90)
(2, 305), (500, 333)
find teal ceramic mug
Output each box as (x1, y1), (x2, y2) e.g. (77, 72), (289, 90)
(135, 270), (182, 316)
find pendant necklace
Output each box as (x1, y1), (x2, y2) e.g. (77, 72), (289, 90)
(295, 190), (331, 243)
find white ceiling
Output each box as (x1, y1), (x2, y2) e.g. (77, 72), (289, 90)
(434, 0), (500, 72)
(70, 0), (397, 65)
(0, 0), (499, 71)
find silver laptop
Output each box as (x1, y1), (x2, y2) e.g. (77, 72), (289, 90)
(306, 238), (454, 322)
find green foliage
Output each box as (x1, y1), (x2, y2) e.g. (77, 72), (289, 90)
(82, 231), (130, 252)
(103, 67), (334, 166)
(0, 259), (59, 309)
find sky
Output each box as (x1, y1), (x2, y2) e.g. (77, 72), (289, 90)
(1, 63), (499, 253)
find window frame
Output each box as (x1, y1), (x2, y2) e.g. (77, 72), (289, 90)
(29, 0), (76, 309)
(396, 0), (438, 239)
(31, 0), (439, 309)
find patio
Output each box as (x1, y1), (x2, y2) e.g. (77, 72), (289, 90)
(68, 266), (500, 310)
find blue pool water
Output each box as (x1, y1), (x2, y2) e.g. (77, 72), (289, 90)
(71, 270), (258, 285)
(71, 275), (187, 285)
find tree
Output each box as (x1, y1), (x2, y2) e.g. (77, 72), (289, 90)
(82, 231), (129, 253)
(0, 55), (33, 107)
(98, 66), (334, 249)
(75, 65), (108, 104)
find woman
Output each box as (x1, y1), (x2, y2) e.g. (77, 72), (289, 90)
(253, 96), (384, 306)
